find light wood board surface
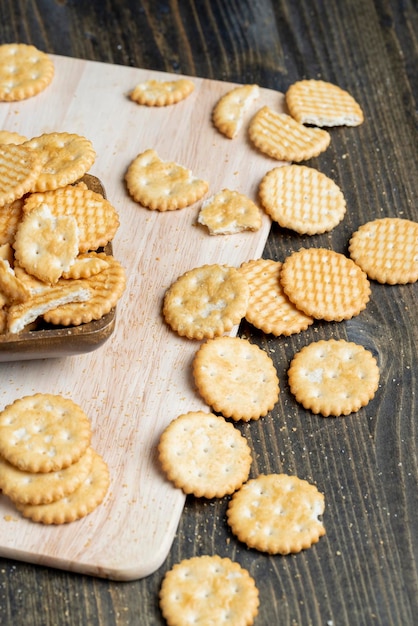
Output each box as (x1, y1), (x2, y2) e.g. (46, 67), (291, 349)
(0, 55), (285, 580)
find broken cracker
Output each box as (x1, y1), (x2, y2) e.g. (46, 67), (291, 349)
(197, 188), (262, 235)
(212, 83), (260, 139)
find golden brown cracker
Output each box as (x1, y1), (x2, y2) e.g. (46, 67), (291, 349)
(239, 258), (314, 335)
(0, 393), (92, 473)
(163, 264), (249, 340)
(212, 84), (260, 139)
(125, 149), (209, 211)
(259, 164), (346, 234)
(159, 555), (259, 626)
(0, 43), (54, 101)
(288, 339), (380, 416)
(193, 336), (280, 421)
(286, 79), (364, 127)
(197, 189), (262, 235)
(248, 106), (330, 162)
(158, 411), (252, 498)
(0, 143), (43, 207)
(130, 78), (194, 106)
(349, 217), (418, 284)
(280, 247), (371, 321)
(227, 473), (326, 554)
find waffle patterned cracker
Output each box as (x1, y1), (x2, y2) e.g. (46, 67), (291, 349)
(158, 411), (252, 498)
(42, 252), (126, 327)
(163, 264), (249, 340)
(259, 164), (346, 234)
(159, 555), (259, 626)
(239, 258), (313, 335)
(0, 143), (43, 207)
(125, 149), (208, 211)
(193, 336), (280, 421)
(15, 449), (109, 524)
(227, 474), (326, 554)
(0, 393), (92, 473)
(212, 84), (260, 139)
(0, 130), (28, 145)
(280, 247), (371, 321)
(23, 183), (120, 252)
(286, 79), (364, 127)
(13, 203), (79, 284)
(248, 106), (330, 162)
(0, 446), (94, 505)
(197, 189), (262, 235)
(349, 217), (418, 284)
(0, 198), (24, 246)
(0, 43), (54, 101)
(130, 78), (194, 106)
(23, 132), (96, 191)
(288, 339), (380, 417)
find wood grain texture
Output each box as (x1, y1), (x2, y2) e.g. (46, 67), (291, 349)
(0, 0), (417, 624)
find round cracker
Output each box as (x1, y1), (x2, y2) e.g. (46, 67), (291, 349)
(0, 43), (54, 102)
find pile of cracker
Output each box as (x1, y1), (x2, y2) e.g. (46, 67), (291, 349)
(0, 393), (109, 524)
(0, 130), (126, 336)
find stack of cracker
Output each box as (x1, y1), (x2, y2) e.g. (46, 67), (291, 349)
(0, 393), (109, 524)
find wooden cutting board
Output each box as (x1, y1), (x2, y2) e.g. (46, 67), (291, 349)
(0, 55), (285, 580)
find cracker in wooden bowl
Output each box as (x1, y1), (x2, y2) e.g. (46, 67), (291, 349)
(286, 79), (364, 127)
(130, 78), (194, 106)
(158, 411), (252, 498)
(23, 132), (96, 191)
(239, 258), (314, 336)
(227, 473), (326, 554)
(0, 198), (24, 245)
(160, 555), (259, 626)
(259, 164), (346, 234)
(280, 247), (371, 321)
(163, 263), (249, 340)
(125, 148), (209, 211)
(212, 84), (260, 139)
(348, 217), (418, 284)
(248, 106), (331, 162)
(197, 188), (262, 235)
(288, 339), (380, 416)
(0, 143), (43, 207)
(0, 43), (54, 101)
(192, 336), (280, 421)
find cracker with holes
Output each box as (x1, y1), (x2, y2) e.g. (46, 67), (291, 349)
(42, 252), (126, 326)
(248, 106), (330, 162)
(159, 555), (259, 626)
(15, 449), (110, 524)
(259, 164), (347, 234)
(13, 203), (79, 284)
(193, 336), (280, 421)
(288, 339), (380, 416)
(163, 263), (249, 340)
(239, 258), (313, 335)
(130, 78), (194, 106)
(158, 411), (252, 498)
(0, 43), (54, 101)
(227, 473), (326, 554)
(197, 188), (262, 235)
(349, 217), (418, 284)
(0, 446), (94, 505)
(125, 149), (209, 211)
(0, 144), (44, 207)
(212, 83), (260, 139)
(0, 393), (92, 473)
(286, 79), (364, 127)
(280, 247), (371, 321)
(23, 132), (96, 191)
(23, 183), (120, 253)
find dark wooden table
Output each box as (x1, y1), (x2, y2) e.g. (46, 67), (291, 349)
(0, 1), (417, 624)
